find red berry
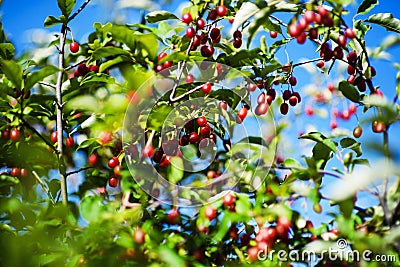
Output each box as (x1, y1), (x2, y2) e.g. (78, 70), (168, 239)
(338, 35), (347, 47)
(289, 76), (297, 86)
(11, 168), (20, 177)
(247, 83), (257, 92)
(280, 102), (289, 115)
(20, 168), (27, 177)
(223, 193), (236, 207)
(88, 65), (99, 73)
(345, 28), (356, 39)
(293, 91), (301, 103)
(142, 144), (155, 158)
(316, 61), (325, 68)
(210, 28), (221, 41)
(179, 135), (190, 146)
(269, 31), (278, 38)
(182, 13), (193, 24)
(50, 131), (58, 143)
(372, 121), (385, 133)
(308, 27), (318, 39)
(282, 89), (291, 100)
(186, 74), (194, 84)
(204, 205), (217, 220)
(228, 18), (234, 23)
(134, 228), (145, 244)
(158, 52), (167, 61)
(207, 9), (217, 20)
(347, 74), (355, 84)
(305, 106), (314, 116)
(1, 130), (9, 140)
(114, 165), (122, 177)
(108, 177), (118, 187)
(233, 30), (242, 39)
(347, 65), (356, 75)
(328, 83), (335, 92)
(288, 24), (300, 37)
(330, 120), (338, 129)
(108, 157), (119, 168)
(200, 45), (214, 57)
(167, 209), (180, 224)
(154, 64), (164, 73)
(76, 63), (89, 76)
(217, 5), (227, 17)
(66, 136), (74, 148)
(159, 155), (171, 168)
(255, 103), (269, 115)
(296, 32), (307, 44)
(88, 154), (98, 166)
(289, 95), (298, 106)
(349, 103), (357, 114)
(233, 38), (242, 48)
(200, 126), (211, 137)
(282, 63), (291, 72)
(340, 110), (351, 120)
(163, 61), (173, 69)
(189, 132), (199, 144)
(197, 116), (207, 127)
(219, 101), (228, 110)
(10, 128), (20, 142)
(347, 51), (357, 63)
(70, 42), (79, 53)
(237, 107), (248, 123)
(267, 88), (276, 99)
(196, 18), (205, 29)
(317, 6), (329, 17)
(186, 27), (196, 38)
(304, 10), (315, 23)
(298, 17), (308, 31)
(202, 83), (212, 94)
(357, 81), (367, 92)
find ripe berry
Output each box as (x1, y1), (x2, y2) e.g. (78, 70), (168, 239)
(349, 103), (357, 114)
(219, 101), (228, 110)
(372, 121), (385, 133)
(270, 31), (278, 38)
(202, 83), (212, 94)
(208, 9), (218, 20)
(11, 168), (20, 177)
(88, 65), (99, 73)
(255, 103), (269, 115)
(296, 32), (307, 44)
(282, 89), (291, 100)
(347, 51), (357, 63)
(304, 10), (315, 23)
(282, 63), (291, 72)
(134, 228), (145, 244)
(186, 74), (194, 84)
(280, 102), (289, 115)
(163, 61), (173, 69)
(233, 38), (242, 48)
(288, 24), (300, 37)
(197, 116), (207, 127)
(189, 132), (199, 144)
(76, 63), (89, 76)
(200, 45), (214, 58)
(10, 128), (20, 142)
(317, 6), (329, 17)
(20, 168), (27, 177)
(108, 157), (119, 168)
(298, 17), (308, 31)
(142, 144), (155, 158)
(70, 42), (79, 53)
(345, 28), (356, 39)
(108, 177), (118, 187)
(200, 126), (211, 137)
(289, 95), (298, 106)
(347, 65), (356, 75)
(167, 209), (180, 224)
(210, 28), (221, 41)
(182, 13), (193, 24)
(179, 135), (190, 146)
(0, 130), (7, 140)
(347, 74), (356, 84)
(338, 35), (347, 47)
(316, 61), (325, 68)
(289, 76), (297, 86)
(217, 5), (228, 17)
(330, 120), (338, 129)
(237, 107), (248, 123)
(223, 193), (236, 207)
(308, 28), (318, 39)
(333, 46), (344, 59)
(88, 154), (98, 166)
(353, 126), (363, 138)
(154, 64), (164, 73)
(186, 27), (196, 38)
(293, 92), (301, 103)
(233, 30), (242, 39)
(50, 131), (58, 143)
(66, 136), (74, 148)
(305, 106), (314, 116)
(357, 81), (367, 92)
(204, 205), (217, 220)
(158, 52), (167, 61)
(196, 18), (205, 29)
(340, 110), (351, 120)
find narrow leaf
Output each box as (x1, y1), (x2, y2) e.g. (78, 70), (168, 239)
(57, 0), (76, 18)
(357, 0), (378, 15)
(0, 59), (22, 89)
(146, 10), (178, 24)
(366, 13), (400, 34)
(44, 15), (63, 28)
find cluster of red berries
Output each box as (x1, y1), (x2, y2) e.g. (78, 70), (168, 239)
(1, 167), (27, 178)
(179, 116), (216, 147)
(232, 30), (242, 49)
(154, 52), (173, 73)
(74, 63), (99, 77)
(50, 131), (75, 148)
(1, 128), (21, 142)
(107, 156), (121, 187)
(13, 88), (31, 99)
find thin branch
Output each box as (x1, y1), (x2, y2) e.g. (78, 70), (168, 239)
(66, 166), (93, 177)
(169, 84), (203, 102)
(65, 56), (90, 71)
(39, 81), (56, 89)
(21, 117), (58, 153)
(68, 0), (92, 22)
(292, 58), (323, 68)
(32, 170), (56, 205)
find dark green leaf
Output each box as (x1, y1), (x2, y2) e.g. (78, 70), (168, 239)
(147, 104), (174, 131)
(312, 142), (334, 161)
(338, 81), (361, 103)
(0, 59), (22, 89)
(25, 66), (59, 90)
(91, 47), (131, 60)
(80, 73), (116, 86)
(230, 2), (260, 34)
(167, 157), (184, 184)
(57, 0), (76, 18)
(366, 13), (400, 34)
(340, 137), (362, 157)
(0, 43), (15, 60)
(357, 0), (378, 15)
(146, 10), (179, 24)
(157, 247), (185, 267)
(44, 15), (63, 28)
(300, 132), (337, 153)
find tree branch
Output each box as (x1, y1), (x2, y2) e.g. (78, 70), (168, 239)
(66, 166), (93, 177)
(21, 117), (58, 153)
(32, 170), (56, 205)
(39, 81), (56, 89)
(68, 0), (92, 22)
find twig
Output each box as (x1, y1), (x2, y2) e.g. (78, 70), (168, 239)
(169, 84), (204, 102)
(32, 170), (56, 205)
(39, 81), (56, 89)
(66, 166), (93, 177)
(21, 117), (58, 153)
(68, 0), (92, 22)
(64, 56), (90, 71)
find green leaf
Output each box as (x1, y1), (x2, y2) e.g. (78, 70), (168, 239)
(158, 247), (185, 267)
(0, 43), (15, 60)
(209, 89), (241, 109)
(338, 81), (361, 103)
(300, 132), (337, 153)
(0, 59), (22, 89)
(80, 73), (116, 86)
(167, 157), (184, 184)
(44, 15), (64, 28)
(25, 66), (59, 90)
(57, 0), (76, 18)
(146, 10), (178, 24)
(312, 142), (334, 161)
(366, 13), (400, 34)
(340, 137), (362, 157)
(91, 46), (131, 61)
(283, 158), (302, 168)
(147, 104), (174, 131)
(357, 0), (378, 15)
(230, 2), (260, 35)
